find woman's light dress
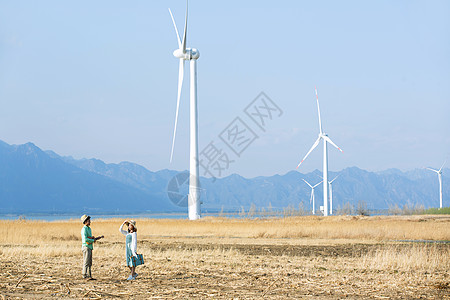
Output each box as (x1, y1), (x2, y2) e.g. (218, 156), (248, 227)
(119, 224), (137, 267)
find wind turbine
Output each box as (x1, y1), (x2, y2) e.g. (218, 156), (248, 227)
(297, 87), (343, 216)
(426, 160), (446, 209)
(168, 2), (201, 220)
(317, 173), (340, 215)
(328, 175), (340, 215)
(303, 179), (322, 215)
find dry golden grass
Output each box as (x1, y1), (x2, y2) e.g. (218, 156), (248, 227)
(139, 215), (450, 241)
(0, 215), (449, 299)
(361, 244), (450, 272)
(1, 214), (448, 245)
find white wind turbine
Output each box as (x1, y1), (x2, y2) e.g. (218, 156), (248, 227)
(303, 179), (323, 215)
(426, 160), (446, 209)
(317, 174), (340, 215)
(168, 2), (201, 220)
(328, 175), (340, 215)
(297, 87), (343, 216)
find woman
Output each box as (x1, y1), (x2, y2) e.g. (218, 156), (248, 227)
(119, 219), (138, 280)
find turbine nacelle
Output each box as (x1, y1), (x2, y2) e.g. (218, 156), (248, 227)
(173, 48), (200, 60)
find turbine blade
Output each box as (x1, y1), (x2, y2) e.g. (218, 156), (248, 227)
(297, 137), (321, 169)
(181, 0), (188, 53)
(168, 8), (182, 48)
(315, 87), (323, 135)
(310, 190), (314, 204)
(170, 59), (185, 162)
(313, 181), (323, 188)
(303, 179), (313, 188)
(323, 136), (343, 153)
(439, 160), (447, 172)
(426, 167), (439, 173)
(330, 174), (340, 183)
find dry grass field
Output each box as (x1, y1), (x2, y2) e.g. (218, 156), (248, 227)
(0, 215), (449, 299)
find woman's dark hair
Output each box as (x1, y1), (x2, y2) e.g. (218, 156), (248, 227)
(128, 226), (137, 233)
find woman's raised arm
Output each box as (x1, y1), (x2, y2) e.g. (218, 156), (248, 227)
(119, 220), (128, 236)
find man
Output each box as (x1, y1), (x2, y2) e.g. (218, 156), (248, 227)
(80, 215), (104, 280)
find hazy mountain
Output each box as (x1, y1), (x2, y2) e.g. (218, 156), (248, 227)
(50, 147), (449, 211)
(201, 167), (448, 211)
(0, 141), (179, 214)
(0, 140), (448, 214)
(58, 155), (177, 194)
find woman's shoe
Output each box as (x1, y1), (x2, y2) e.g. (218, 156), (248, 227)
(133, 273), (138, 279)
(127, 275), (134, 280)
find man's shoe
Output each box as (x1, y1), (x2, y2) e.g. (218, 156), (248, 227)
(87, 277), (96, 281)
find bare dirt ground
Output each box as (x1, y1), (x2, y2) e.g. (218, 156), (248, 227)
(0, 216), (449, 299)
(1, 239), (449, 299)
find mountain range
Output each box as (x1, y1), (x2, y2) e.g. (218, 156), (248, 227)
(0, 140), (448, 214)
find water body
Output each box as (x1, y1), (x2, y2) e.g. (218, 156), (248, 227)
(0, 212), (253, 221)
(0, 213), (187, 221)
(0, 209), (393, 221)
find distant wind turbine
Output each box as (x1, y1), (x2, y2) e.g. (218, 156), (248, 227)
(328, 175), (340, 215)
(303, 179), (323, 215)
(168, 1), (201, 220)
(297, 87), (343, 216)
(426, 160), (446, 209)
(317, 174), (340, 215)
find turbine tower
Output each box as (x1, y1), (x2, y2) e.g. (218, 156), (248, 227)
(168, 2), (201, 220)
(297, 87), (343, 216)
(426, 160), (446, 209)
(303, 179), (322, 215)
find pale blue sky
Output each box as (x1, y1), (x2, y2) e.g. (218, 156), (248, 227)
(0, 0), (449, 177)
